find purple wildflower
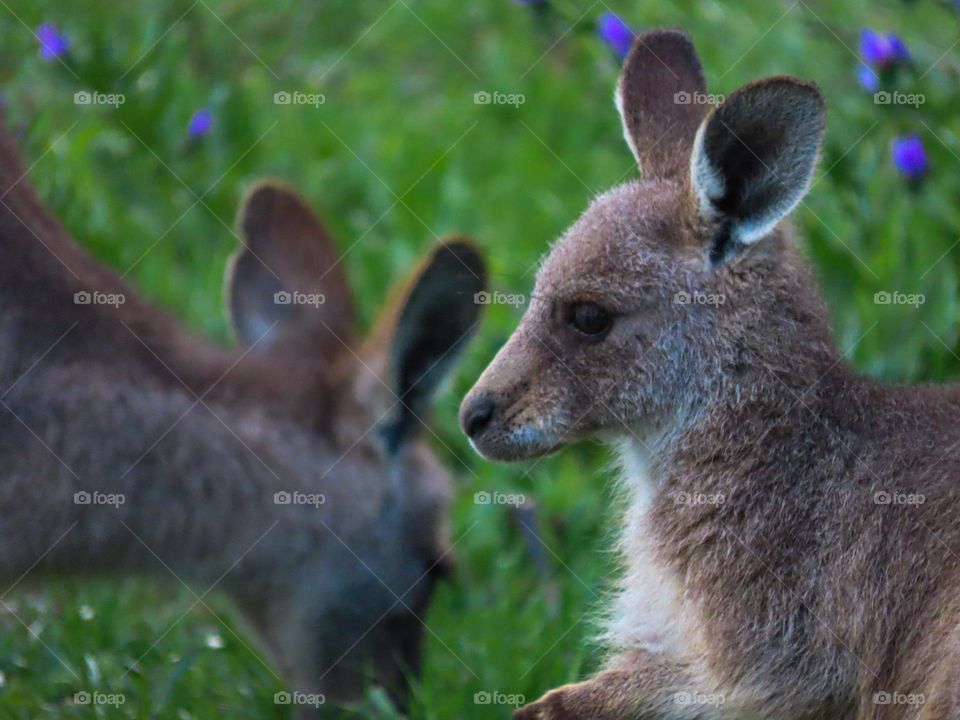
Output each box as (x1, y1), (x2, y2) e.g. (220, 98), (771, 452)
(860, 29), (892, 65)
(891, 135), (929, 181)
(598, 12), (635, 59)
(37, 23), (69, 62)
(887, 34), (910, 63)
(187, 109), (213, 138)
(859, 29), (909, 68)
(856, 64), (880, 92)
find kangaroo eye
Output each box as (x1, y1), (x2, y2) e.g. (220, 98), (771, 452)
(568, 302), (613, 337)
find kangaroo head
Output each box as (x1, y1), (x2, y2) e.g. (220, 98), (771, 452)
(461, 29), (827, 461)
(226, 181), (486, 702)
(230, 178), (485, 448)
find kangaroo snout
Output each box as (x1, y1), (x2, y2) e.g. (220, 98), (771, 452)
(460, 338), (566, 462)
(460, 394), (495, 439)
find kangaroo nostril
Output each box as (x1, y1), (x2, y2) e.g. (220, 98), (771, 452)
(463, 396), (496, 439)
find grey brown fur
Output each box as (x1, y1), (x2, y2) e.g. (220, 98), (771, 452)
(461, 28), (960, 720)
(0, 118), (486, 717)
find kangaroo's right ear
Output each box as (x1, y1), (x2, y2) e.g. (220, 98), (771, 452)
(367, 239), (487, 453)
(616, 29), (709, 179)
(689, 77), (826, 263)
(226, 181), (354, 356)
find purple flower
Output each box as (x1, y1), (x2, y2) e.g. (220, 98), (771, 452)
(891, 135), (929, 181)
(856, 64), (880, 92)
(187, 108), (212, 138)
(887, 34), (910, 63)
(860, 29), (892, 65)
(859, 29), (909, 68)
(598, 12), (635, 59)
(37, 23), (69, 62)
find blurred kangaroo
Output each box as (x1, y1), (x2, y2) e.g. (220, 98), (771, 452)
(0, 118), (486, 717)
(461, 28), (960, 720)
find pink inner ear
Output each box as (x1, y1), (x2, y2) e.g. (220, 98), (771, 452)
(616, 29), (710, 180)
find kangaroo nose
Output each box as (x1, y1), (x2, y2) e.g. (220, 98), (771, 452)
(462, 396), (496, 439)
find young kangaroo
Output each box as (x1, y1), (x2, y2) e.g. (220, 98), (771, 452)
(461, 28), (960, 720)
(0, 117), (486, 716)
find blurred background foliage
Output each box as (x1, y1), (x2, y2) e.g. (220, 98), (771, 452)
(0, 0), (958, 717)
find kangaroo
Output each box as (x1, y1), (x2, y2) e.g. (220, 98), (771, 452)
(461, 28), (960, 720)
(0, 117), (486, 717)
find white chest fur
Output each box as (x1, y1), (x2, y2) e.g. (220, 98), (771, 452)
(606, 439), (703, 659)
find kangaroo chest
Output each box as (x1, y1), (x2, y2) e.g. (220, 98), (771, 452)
(609, 441), (706, 659)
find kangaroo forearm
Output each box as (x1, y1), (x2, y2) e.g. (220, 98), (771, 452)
(515, 653), (731, 720)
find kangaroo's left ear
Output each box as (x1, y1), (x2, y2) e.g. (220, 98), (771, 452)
(690, 77), (826, 264)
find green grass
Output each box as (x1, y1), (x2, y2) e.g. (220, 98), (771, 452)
(1, 0), (959, 716)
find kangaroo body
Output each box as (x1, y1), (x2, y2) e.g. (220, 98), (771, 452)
(0, 119), (486, 716)
(460, 29), (960, 720)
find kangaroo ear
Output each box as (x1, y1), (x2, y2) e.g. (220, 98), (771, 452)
(690, 77), (826, 263)
(371, 239), (487, 452)
(226, 181), (354, 356)
(616, 29), (709, 179)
